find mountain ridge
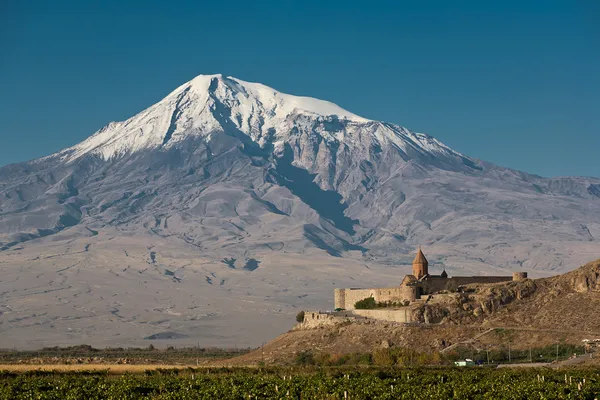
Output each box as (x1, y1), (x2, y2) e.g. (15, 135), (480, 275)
(1, 75), (599, 264)
(0, 75), (599, 348)
(45, 75), (466, 169)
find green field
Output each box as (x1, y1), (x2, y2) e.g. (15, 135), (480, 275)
(1, 367), (599, 399)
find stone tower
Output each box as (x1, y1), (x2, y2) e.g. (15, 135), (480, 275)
(412, 248), (428, 279)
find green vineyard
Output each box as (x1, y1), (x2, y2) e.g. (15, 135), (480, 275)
(1, 367), (599, 399)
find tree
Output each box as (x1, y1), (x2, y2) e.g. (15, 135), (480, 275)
(296, 311), (305, 323)
(355, 297), (377, 309)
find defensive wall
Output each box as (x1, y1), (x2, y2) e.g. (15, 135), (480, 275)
(334, 286), (417, 311)
(513, 272), (528, 281)
(420, 276), (516, 294)
(297, 310), (360, 329)
(298, 309), (413, 329)
(352, 308), (413, 323)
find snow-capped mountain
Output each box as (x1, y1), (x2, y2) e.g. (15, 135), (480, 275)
(1, 75), (599, 348)
(59, 74), (459, 165)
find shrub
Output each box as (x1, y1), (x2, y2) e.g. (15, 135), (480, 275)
(354, 297), (377, 309)
(295, 350), (315, 365)
(372, 349), (395, 366)
(296, 311), (305, 323)
(351, 299), (412, 309)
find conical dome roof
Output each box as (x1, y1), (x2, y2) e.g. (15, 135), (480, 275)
(413, 248), (428, 264)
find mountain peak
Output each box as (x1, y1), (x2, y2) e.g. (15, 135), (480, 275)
(56, 75), (470, 172)
(184, 74), (369, 122)
(60, 74), (375, 162)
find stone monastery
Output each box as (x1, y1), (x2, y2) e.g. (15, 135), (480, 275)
(334, 249), (528, 311)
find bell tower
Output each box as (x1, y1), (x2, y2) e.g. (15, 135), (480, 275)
(412, 248), (429, 279)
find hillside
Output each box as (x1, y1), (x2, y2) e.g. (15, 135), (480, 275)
(218, 321), (595, 366)
(222, 259), (600, 365)
(482, 259), (600, 331)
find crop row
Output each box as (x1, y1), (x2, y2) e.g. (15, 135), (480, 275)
(0, 368), (599, 399)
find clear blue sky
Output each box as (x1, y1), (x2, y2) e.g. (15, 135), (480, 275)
(1, 0), (598, 177)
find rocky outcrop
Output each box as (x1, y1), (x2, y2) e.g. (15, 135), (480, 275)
(563, 260), (600, 293)
(413, 305), (449, 324)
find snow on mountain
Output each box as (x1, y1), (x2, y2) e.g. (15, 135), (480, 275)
(60, 75), (460, 165)
(2, 73), (599, 261)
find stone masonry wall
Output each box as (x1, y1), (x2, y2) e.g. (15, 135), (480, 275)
(421, 276), (514, 293)
(298, 311), (358, 329)
(334, 288), (346, 310)
(334, 287), (417, 310)
(451, 276), (514, 286)
(512, 272), (528, 281)
(353, 309), (413, 323)
(297, 309), (413, 329)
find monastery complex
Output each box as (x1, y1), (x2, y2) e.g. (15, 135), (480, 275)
(299, 249), (528, 329)
(335, 249), (527, 311)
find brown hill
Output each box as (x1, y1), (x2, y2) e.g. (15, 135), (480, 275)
(455, 259), (600, 332)
(221, 259), (600, 366)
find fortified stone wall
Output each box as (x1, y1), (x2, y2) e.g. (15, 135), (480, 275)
(420, 277), (449, 294)
(298, 311), (358, 329)
(334, 288), (345, 310)
(334, 287), (417, 310)
(297, 309), (414, 329)
(401, 285), (418, 302)
(513, 272), (528, 281)
(450, 276), (514, 286)
(421, 276), (514, 293)
(353, 308), (413, 323)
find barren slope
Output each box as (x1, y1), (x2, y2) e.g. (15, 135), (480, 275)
(483, 259), (600, 331)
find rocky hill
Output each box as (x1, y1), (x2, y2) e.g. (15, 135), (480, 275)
(479, 259), (600, 331)
(1, 74), (599, 349)
(407, 259), (600, 331)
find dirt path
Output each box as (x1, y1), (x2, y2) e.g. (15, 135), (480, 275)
(552, 353), (595, 368)
(484, 326), (600, 336)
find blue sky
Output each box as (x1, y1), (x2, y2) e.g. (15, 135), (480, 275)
(1, 0), (598, 177)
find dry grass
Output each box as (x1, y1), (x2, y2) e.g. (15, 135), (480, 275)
(0, 364), (191, 373)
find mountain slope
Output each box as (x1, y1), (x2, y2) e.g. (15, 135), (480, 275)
(2, 74), (598, 266)
(0, 74), (599, 348)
